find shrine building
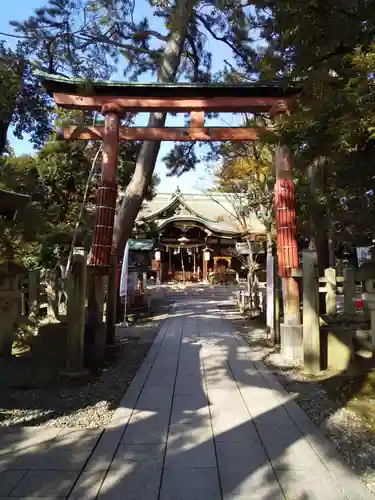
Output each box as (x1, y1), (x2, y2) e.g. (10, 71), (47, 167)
(127, 188), (267, 284)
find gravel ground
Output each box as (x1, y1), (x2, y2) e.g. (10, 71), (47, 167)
(221, 305), (375, 495)
(0, 313), (167, 429)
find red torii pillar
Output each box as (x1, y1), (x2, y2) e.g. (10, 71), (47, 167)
(87, 104), (120, 352)
(275, 145), (302, 362)
(90, 104), (121, 267)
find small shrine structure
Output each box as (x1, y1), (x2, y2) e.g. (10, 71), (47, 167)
(134, 188), (266, 283)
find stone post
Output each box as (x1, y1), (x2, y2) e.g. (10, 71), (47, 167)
(267, 254), (280, 345)
(66, 248), (87, 375)
(344, 268), (356, 315)
(325, 267), (337, 316)
(356, 261), (375, 354)
(0, 272), (20, 357)
(274, 270), (281, 345)
(105, 254), (118, 346)
(202, 250), (208, 282)
(28, 269), (40, 317)
(168, 248), (172, 281)
(159, 251), (163, 284)
(303, 250), (321, 373)
(142, 272), (147, 291)
(155, 261), (161, 285)
(87, 270), (107, 366)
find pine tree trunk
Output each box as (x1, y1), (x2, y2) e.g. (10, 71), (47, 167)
(88, 0), (197, 364)
(112, 0), (197, 256)
(308, 159), (330, 312)
(327, 211), (335, 268)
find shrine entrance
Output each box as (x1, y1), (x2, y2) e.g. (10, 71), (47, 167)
(37, 70), (302, 357)
(154, 216), (242, 283)
(162, 246), (203, 283)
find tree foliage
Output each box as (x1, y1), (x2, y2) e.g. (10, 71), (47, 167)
(5, 0), (257, 171)
(210, 1), (375, 252)
(0, 137), (156, 268)
(0, 41), (53, 155)
(4, 0), (375, 259)
(204, 135), (274, 309)
(213, 139), (275, 236)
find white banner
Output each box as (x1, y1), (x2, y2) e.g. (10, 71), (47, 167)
(119, 240), (130, 298)
(127, 271), (138, 295)
(266, 255), (274, 329)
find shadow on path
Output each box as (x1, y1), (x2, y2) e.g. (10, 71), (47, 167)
(0, 300), (372, 499)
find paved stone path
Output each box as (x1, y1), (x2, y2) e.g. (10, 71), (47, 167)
(0, 300), (373, 499)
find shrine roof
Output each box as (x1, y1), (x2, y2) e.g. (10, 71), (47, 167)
(35, 70), (298, 99)
(133, 190), (266, 235)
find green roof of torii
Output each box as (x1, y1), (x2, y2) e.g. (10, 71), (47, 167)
(34, 70), (300, 99)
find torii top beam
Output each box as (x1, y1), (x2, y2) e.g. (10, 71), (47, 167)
(36, 71), (299, 114)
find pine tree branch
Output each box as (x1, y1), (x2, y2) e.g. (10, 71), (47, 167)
(0, 28), (164, 57)
(0, 31), (29, 39)
(76, 32), (161, 55)
(128, 29), (168, 42)
(144, 30), (168, 41)
(195, 13), (250, 65)
(223, 59), (253, 79)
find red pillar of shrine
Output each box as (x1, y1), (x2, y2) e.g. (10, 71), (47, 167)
(275, 145), (302, 362)
(87, 104), (121, 355)
(90, 105), (121, 268)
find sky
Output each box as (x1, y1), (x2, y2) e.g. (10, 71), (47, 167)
(0, 0), (242, 193)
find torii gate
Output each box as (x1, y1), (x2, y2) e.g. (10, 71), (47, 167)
(37, 71), (301, 356)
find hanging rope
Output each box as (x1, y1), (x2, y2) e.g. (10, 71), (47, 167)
(64, 143), (103, 279)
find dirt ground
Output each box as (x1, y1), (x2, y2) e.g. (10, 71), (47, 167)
(0, 311), (167, 428)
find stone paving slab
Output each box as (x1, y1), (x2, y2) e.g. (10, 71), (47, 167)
(0, 427), (103, 498)
(10, 470), (78, 498)
(160, 468), (221, 500)
(0, 301), (373, 499)
(0, 471), (27, 497)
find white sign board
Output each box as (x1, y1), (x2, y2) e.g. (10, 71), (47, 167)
(357, 246), (372, 267)
(119, 241), (130, 298)
(266, 255), (274, 329)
